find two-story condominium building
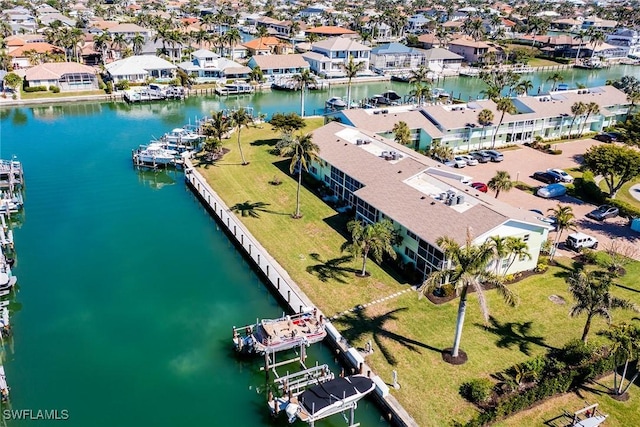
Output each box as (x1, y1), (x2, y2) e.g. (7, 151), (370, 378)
(606, 28), (640, 57)
(302, 37), (370, 78)
(370, 43), (433, 73)
(307, 122), (550, 280)
(177, 49), (250, 83)
(332, 85), (629, 153)
(448, 38), (491, 63)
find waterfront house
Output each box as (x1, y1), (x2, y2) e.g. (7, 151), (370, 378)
(606, 28), (640, 57)
(370, 43), (428, 73)
(106, 23), (152, 43)
(581, 16), (617, 31)
(302, 37), (370, 78)
(24, 62), (98, 91)
(307, 121), (549, 280)
(407, 14), (431, 32)
(38, 12), (75, 28)
(305, 26), (358, 39)
(177, 50), (250, 83)
(448, 38), (492, 63)
(242, 37), (294, 56)
(247, 54), (310, 80)
(255, 16), (294, 38)
(8, 42), (65, 69)
(2, 6), (38, 34)
(105, 55), (176, 83)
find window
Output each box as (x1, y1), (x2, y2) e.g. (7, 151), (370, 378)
(310, 166), (317, 174)
(523, 234), (530, 242)
(407, 230), (417, 241)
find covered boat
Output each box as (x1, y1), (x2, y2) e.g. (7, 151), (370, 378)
(284, 375), (375, 424)
(325, 97), (347, 110)
(233, 310), (326, 355)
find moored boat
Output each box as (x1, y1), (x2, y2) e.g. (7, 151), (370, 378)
(135, 143), (180, 165)
(325, 97), (347, 110)
(432, 88), (451, 98)
(233, 310), (326, 355)
(163, 128), (202, 145)
(217, 81), (255, 95)
(283, 375), (376, 424)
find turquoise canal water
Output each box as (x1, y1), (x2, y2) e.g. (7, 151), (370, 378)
(0, 65), (638, 426)
(0, 104), (388, 427)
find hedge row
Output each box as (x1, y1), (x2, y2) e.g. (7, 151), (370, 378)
(23, 86), (47, 92)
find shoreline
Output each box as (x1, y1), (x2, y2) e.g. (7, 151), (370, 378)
(184, 160), (418, 427)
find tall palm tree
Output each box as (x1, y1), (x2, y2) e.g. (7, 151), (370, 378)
(202, 110), (231, 150)
(514, 79), (533, 96)
(435, 26), (451, 48)
(345, 219), (397, 277)
(573, 30), (587, 63)
(256, 25), (269, 39)
(626, 90), (640, 120)
(341, 55), (366, 109)
(392, 121), (411, 146)
(504, 237), (530, 276)
(477, 108), (494, 149)
(419, 230), (518, 359)
(280, 133), (320, 218)
(547, 73), (564, 91)
(588, 29), (606, 59)
(463, 18), (485, 42)
(547, 204), (575, 261)
(93, 32), (112, 63)
(579, 101), (600, 136)
(492, 98), (515, 148)
(230, 108), (253, 165)
(488, 170), (513, 199)
(409, 65), (430, 84)
(223, 28), (241, 58)
(599, 323), (640, 395)
(131, 33), (145, 55)
(568, 101), (587, 138)
(111, 33), (128, 59)
(410, 81), (430, 105)
(488, 236), (509, 276)
(568, 270), (638, 343)
(291, 69), (317, 118)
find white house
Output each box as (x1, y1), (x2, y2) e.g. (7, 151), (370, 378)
(24, 62), (98, 91)
(302, 37), (371, 78)
(247, 54), (310, 81)
(606, 28), (640, 56)
(105, 55), (176, 83)
(177, 49), (250, 83)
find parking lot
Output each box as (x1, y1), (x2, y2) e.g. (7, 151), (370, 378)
(460, 138), (640, 258)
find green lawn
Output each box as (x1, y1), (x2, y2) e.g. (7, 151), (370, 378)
(19, 89), (107, 99)
(528, 58), (564, 67)
(196, 121), (640, 426)
(599, 177), (640, 209)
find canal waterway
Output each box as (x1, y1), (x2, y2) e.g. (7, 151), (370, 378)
(0, 64), (638, 426)
(0, 104), (387, 426)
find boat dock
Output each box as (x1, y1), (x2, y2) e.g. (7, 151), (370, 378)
(123, 85), (186, 103)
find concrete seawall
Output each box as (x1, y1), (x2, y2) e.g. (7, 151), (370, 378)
(184, 161), (418, 427)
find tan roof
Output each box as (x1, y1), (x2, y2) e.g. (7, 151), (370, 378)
(449, 38), (490, 48)
(107, 23), (148, 33)
(8, 42), (64, 57)
(90, 20), (120, 30)
(250, 54), (309, 70)
(25, 62), (96, 80)
(5, 34), (46, 47)
(242, 37), (291, 50)
(306, 25), (357, 35)
(310, 122), (521, 246)
(312, 37), (370, 51)
(340, 108), (444, 138)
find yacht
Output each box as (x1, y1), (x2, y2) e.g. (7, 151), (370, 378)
(325, 97), (348, 110)
(233, 310), (326, 355)
(219, 81), (254, 95)
(284, 375), (376, 424)
(135, 143), (179, 165)
(432, 88), (451, 98)
(163, 128), (202, 145)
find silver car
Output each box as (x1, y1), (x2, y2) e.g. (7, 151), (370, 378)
(458, 155), (478, 166)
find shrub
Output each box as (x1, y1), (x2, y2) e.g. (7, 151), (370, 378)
(580, 248), (598, 265)
(606, 199), (640, 219)
(550, 149), (563, 155)
(115, 80), (130, 90)
(50, 85), (60, 93)
(440, 283), (456, 297)
(534, 261), (548, 273)
(571, 172), (606, 204)
(105, 81), (113, 94)
(23, 86), (47, 92)
(460, 378), (494, 404)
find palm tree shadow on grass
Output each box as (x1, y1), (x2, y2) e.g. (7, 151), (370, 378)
(249, 138), (280, 147)
(334, 307), (442, 366)
(306, 253), (358, 284)
(476, 316), (555, 356)
(230, 201), (287, 218)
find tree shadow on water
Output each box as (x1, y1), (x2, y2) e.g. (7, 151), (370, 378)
(476, 316), (555, 356)
(334, 307), (442, 366)
(306, 253), (358, 284)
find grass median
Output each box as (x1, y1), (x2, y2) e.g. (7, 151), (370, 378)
(195, 118), (640, 426)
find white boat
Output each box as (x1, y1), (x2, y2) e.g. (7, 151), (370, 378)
(163, 128), (202, 145)
(325, 97), (347, 110)
(233, 310), (327, 355)
(284, 375), (376, 424)
(136, 144), (179, 165)
(432, 88), (450, 98)
(218, 81), (254, 95)
(0, 365), (8, 401)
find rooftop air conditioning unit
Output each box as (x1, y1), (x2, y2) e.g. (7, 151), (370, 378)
(356, 139), (363, 145)
(364, 139), (372, 144)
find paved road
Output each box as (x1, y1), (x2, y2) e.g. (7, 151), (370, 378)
(458, 138), (640, 258)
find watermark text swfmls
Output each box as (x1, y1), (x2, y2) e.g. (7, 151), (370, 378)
(3, 409), (69, 420)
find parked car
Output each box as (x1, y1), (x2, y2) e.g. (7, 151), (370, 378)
(586, 205), (619, 221)
(547, 168), (574, 183)
(565, 232), (598, 250)
(593, 132), (618, 143)
(470, 182), (488, 193)
(458, 154), (478, 166)
(469, 151), (491, 163)
(484, 150), (504, 162)
(532, 171), (561, 184)
(452, 156), (468, 168)
(536, 183), (567, 198)
(433, 155), (455, 167)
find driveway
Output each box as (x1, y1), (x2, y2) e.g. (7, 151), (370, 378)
(462, 138), (640, 259)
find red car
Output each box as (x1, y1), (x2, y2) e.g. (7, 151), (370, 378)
(471, 182), (488, 193)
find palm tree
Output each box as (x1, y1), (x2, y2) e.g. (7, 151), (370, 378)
(435, 27), (451, 48)
(547, 204), (575, 261)
(573, 30), (587, 63)
(514, 79), (533, 96)
(419, 229), (518, 360)
(342, 55), (366, 109)
(224, 28), (242, 58)
(579, 102), (600, 136)
(568, 101), (587, 138)
(256, 25), (269, 39)
(93, 33), (112, 63)
(626, 90), (640, 120)
(547, 73), (564, 91)
(410, 81), (430, 105)
(345, 219), (397, 277)
(409, 65), (430, 84)
(568, 270), (638, 343)
(202, 111), (231, 151)
(111, 33), (128, 59)
(291, 69), (317, 118)
(488, 236), (509, 276)
(280, 133), (320, 218)
(230, 108), (253, 165)
(599, 323), (640, 395)
(492, 98), (515, 148)
(504, 237), (530, 276)
(477, 108), (494, 149)
(588, 29), (605, 59)
(488, 170), (513, 199)
(131, 33), (145, 55)
(392, 121), (411, 146)
(463, 18), (485, 42)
